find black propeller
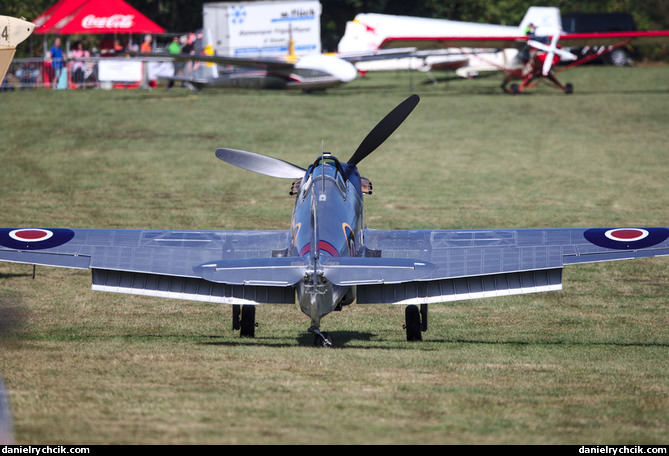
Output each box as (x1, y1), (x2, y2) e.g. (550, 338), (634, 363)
(215, 94), (420, 177)
(347, 94), (420, 166)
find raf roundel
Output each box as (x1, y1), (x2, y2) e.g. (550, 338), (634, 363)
(604, 228), (648, 242)
(0, 228), (75, 250)
(584, 227), (669, 250)
(9, 229), (54, 243)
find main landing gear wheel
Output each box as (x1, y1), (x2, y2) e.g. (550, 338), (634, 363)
(404, 304), (428, 341)
(509, 83), (520, 95)
(232, 304), (256, 338)
(565, 83), (573, 94)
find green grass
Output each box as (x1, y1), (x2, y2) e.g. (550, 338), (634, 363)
(0, 65), (668, 444)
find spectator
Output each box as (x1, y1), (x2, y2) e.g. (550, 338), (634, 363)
(140, 35), (153, 53)
(167, 36), (183, 89)
(70, 42), (90, 87)
(49, 37), (65, 89)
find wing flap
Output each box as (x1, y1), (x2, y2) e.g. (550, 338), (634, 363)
(92, 269), (295, 305)
(0, 249), (90, 269)
(357, 268), (562, 305)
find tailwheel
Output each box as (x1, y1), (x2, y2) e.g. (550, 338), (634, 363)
(310, 328), (333, 348)
(565, 83), (573, 94)
(314, 332), (333, 348)
(233, 304), (256, 338)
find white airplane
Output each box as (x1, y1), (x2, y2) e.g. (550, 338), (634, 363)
(336, 7), (560, 76)
(0, 15), (35, 84)
(142, 31), (357, 92)
(371, 9), (669, 94)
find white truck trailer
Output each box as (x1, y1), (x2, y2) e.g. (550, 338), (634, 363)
(203, 1), (322, 57)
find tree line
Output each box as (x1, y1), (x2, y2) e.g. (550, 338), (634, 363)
(5, 0), (668, 57)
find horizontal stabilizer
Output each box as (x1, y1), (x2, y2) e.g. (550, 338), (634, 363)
(194, 257), (307, 286)
(322, 257), (436, 285)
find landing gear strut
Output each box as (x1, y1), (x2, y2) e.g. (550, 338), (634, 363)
(232, 304), (256, 338)
(404, 304), (428, 341)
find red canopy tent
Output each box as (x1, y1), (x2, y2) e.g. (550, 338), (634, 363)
(33, 0), (165, 88)
(33, 0), (164, 35)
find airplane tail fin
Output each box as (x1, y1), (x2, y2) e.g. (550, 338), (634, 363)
(518, 7), (562, 35)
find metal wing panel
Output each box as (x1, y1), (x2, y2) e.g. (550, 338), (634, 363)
(0, 228), (291, 278)
(363, 227), (669, 281)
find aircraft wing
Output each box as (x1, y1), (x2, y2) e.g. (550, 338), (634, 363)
(378, 30), (669, 51)
(0, 228), (298, 304)
(352, 227), (669, 304)
(556, 30), (669, 48)
(136, 52), (295, 70)
(379, 36), (527, 51)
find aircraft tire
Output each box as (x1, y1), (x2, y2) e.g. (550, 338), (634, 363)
(405, 305), (422, 341)
(240, 305), (256, 338)
(232, 304), (241, 330)
(313, 332), (333, 348)
(565, 83), (574, 94)
(509, 84), (520, 95)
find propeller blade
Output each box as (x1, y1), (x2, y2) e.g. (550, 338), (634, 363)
(528, 34), (577, 76)
(347, 94), (420, 166)
(215, 148), (306, 179)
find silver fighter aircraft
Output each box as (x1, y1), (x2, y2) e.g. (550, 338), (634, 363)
(1, 95), (668, 347)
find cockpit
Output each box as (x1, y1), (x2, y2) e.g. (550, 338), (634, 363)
(289, 153), (372, 196)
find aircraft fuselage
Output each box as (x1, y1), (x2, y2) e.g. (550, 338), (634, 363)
(289, 154), (364, 331)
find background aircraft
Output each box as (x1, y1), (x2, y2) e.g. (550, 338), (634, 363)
(373, 10), (669, 94)
(1, 96), (667, 347)
(147, 51), (357, 91)
(336, 7), (560, 77)
(142, 31), (357, 92)
(0, 15), (35, 84)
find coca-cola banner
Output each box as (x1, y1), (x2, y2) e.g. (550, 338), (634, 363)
(81, 14), (135, 30)
(34, 0), (164, 35)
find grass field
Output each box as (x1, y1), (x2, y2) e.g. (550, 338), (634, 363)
(0, 65), (668, 444)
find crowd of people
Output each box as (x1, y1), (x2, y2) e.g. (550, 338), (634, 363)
(2, 32), (207, 91)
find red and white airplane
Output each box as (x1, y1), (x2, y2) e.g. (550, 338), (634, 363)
(339, 7), (669, 94)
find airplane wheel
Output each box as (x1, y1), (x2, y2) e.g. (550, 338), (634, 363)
(314, 332), (333, 348)
(509, 83), (520, 95)
(232, 304), (241, 330)
(240, 305), (256, 338)
(405, 305), (422, 341)
(565, 83), (573, 94)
